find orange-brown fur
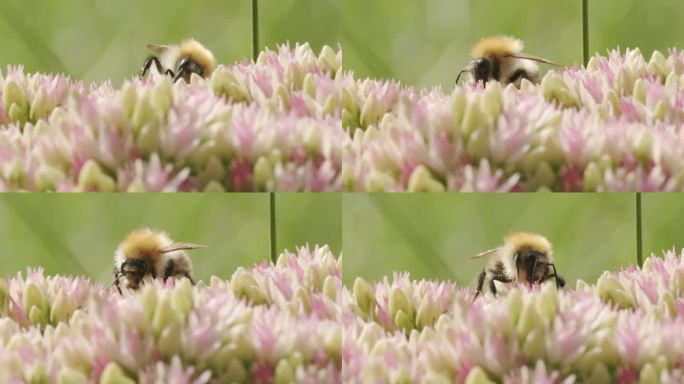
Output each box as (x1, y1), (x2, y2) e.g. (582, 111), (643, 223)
(471, 36), (523, 59)
(178, 39), (216, 76)
(119, 229), (166, 262)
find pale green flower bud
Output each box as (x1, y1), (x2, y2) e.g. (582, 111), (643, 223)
(141, 285), (157, 321)
(465, 127), (490, 160)
(422, 372), (452, 384)
(158, 323), (181, 357)
(353, 277), (375, 314)
(633, 130), (653, 161)
(360, 96), (384, 128)
(451, 87), (467, 128)
(415, 298), (440, 330)
(152, 294), (175, 335)
(29, 89), (54, 122)
(77, 160), (116, 192)
(203, 180), (225, 192)
(365, 170), (395, 192)
(100, 362), (136, 384)
(389, 287), (414, 322)
(522, 329), (545, 361)
(49, 292), (70, 324)
(633, 78), (646, 104)
(481, 81), (503, 120)
(121, 83), (137, 118)
(531, 162), (555, 190)
(341, 88), (358, 114)
(8, 103), (28, 124)
(36, 165), (66, 191)
(583, 162), (602, 191)
(29, 306), (47, 326)
(304, 123), (322, 155)
(3, 81), (28, 111)
(23, 282), (47, 314)
(172, 278), (194, 318)
(275, 359), (294, 384)
(507, 288), (523, 325)
(517, 299), (541, 339)
(131, 92), (156, 132)
(225, 359), (248, 382)
(542, 74), (579, 108)
(464, 366), (494, 384)
(461, 97), (483, 139)
(408, 165), (445, 192)
(323, 275), (337, 301)
(317, 45), (340, 73)
(253, 156), (273, 190)
(303, 73), (316, 98)
(136, 124), (161, 155)
(151, 77), (173, 114)
(324, 327), (341, 361)
(57, 367), (89, 384)
(648, 50), (669, 79)
(583, 363), (611, 384)
(653, 100), (668, 120)
(639, 363), (658, 384)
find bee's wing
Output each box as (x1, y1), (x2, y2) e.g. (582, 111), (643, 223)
(160, 243), (207, 253)
(147, 44), (171, 54)
(470, 248), (501, 260)
(507, 53), (562, 67)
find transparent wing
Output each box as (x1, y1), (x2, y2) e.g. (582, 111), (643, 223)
(160, 243), (207, 253)
(470, 248), (501, 260)
(507, 53), (561, 67)
(147, 44), (170, 54)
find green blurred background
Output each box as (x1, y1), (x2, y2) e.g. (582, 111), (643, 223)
(342, 193), (684, 288)
(0, 193), (341, 283)
(342, 0), (684, 89)
(0, 0), (340, 85)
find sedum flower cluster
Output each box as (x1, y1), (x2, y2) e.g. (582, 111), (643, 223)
(342, 49), (684, 191)
(0, 246), (341, 383)
(343, 249), (684, 383)
(0, 43), (343, 192)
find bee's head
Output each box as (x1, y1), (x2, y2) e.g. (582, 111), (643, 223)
(175, 58), (205, 83)
(515, 248), (549, 284)
(121, 258), (154, 289)
(472, 57), (499, 84)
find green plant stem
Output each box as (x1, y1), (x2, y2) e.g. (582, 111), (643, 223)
(582, 0), (589, 66)
(636, 193), (643, 267)
(252, 0), (259, 61)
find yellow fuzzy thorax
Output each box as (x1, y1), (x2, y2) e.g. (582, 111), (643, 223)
(179, 39), (216, 75)
(119, 229), (169, 262)
(504, 232), (552, 255)
(471, 35), (524, 59)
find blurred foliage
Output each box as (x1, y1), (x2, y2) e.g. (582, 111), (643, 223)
(0, 193), (341, 283)
(342, 194), (638, 288)
(642, 194), (684, 260)
(0, 0), (340, 85)
(342, 0), (684, 90)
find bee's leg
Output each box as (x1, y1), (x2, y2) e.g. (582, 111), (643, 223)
(544, 263), (566, 289)
(163, 260), (175, 282)
(474, 270), (486, 299)
(455, 69), (469, 85)
(183, 272), (196, 286)
(141, 56), (175, 78)
(489, 274), (514, 297)
(112, 267), (123, 295)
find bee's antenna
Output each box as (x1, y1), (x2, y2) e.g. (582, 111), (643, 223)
(455, 69), (469, 85)
(548, 263), (561, 289)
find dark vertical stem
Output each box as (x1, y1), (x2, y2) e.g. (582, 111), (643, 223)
(636, 193), (643, 267)
(582, 0), (589, 66)
(252, 0), (259, 61)
(270, 193), (277, 263)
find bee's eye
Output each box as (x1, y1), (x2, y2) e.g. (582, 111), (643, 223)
(473, 58), (491, 81)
